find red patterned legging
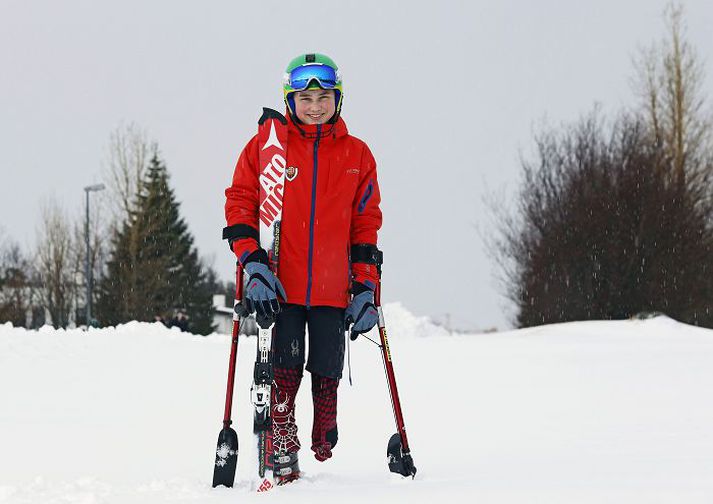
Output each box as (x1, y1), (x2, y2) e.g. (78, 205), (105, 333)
(272, 367), (340, 461)
(311, 373), (339, 461)
(272, 366), (303, 454)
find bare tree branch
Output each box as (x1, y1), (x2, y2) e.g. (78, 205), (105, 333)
(103, 122), (155, 224)
(35, 197), (78, 328)
(634, 2), (712, 184)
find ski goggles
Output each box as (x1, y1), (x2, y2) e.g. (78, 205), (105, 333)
(284, 64), (341, 92)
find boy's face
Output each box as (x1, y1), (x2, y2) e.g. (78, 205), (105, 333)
(293, 88), (336, 125)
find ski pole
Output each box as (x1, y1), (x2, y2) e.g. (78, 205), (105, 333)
(212, 263), (246, 488)
(373, 252), (417, 478)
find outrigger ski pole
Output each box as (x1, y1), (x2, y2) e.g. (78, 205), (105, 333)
(351, 249), (417, 478)
(212, 264), (247, 488)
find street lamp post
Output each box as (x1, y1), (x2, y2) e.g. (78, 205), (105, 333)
(84, 183), (105, 326)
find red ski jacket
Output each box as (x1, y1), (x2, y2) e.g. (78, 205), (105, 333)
(225, 113), (382, 308)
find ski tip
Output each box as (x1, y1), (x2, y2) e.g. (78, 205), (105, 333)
(254, 472), (301, 492)
(256, 478), (274, 493)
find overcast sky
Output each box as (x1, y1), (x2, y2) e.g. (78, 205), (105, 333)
(1, 0), (711, 331)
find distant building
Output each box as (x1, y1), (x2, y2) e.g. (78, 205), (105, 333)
(212, 294), (257, 336)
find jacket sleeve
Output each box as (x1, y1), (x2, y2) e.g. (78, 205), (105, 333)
(224, 134), (261, 265)
(350, 143), (383, 289)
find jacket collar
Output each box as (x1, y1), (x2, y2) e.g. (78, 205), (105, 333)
(287, 111), (349, 141)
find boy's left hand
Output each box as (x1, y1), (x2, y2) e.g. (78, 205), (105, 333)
(345, 283), (378, 340)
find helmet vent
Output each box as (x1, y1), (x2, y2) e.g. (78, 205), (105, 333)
(305, 54), (316, 63)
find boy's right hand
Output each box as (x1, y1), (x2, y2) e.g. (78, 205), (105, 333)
(243, 251), (286, 320)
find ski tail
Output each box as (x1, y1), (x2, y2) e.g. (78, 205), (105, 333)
(257, 108), (288, 270)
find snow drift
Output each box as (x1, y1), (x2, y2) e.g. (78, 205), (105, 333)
(1, 304), (712, 503)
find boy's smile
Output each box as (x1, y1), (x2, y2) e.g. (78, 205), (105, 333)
(294, 88), (336, 125)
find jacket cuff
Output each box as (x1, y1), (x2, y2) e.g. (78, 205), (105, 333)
(351, 281), (375, 295)
(241, 248), (268, 266)
(352, 263), (378, 290)
(231, 238), (260, 265)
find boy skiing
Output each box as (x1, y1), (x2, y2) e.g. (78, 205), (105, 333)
(223, 53), (382, 480)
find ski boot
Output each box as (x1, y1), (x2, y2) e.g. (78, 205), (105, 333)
(274, 451), (300, 485)
(272, 367), (302, 483)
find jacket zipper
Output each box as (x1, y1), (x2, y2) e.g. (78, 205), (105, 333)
(305, 124), (322, 309)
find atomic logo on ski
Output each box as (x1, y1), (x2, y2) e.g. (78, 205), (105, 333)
(258, 114), (288, 245)
(262, 121), (283, 151)
(258, 154), (286, 228)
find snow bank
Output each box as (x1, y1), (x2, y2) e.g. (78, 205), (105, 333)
(381, 302), (452, 339)
(1, 308), (713, 503)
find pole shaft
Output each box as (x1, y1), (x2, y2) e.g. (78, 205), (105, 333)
(223, 265), (244, 428)
(375, 280), (412, 453)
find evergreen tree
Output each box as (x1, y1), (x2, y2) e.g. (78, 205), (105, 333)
(96, 153), (216, 334)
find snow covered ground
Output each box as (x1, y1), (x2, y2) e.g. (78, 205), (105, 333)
(1, 304), (712, 503)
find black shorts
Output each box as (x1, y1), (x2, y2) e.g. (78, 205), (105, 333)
(273, 303), (346, 380)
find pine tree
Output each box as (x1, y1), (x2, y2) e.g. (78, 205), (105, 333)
(96, 153), (216, 334)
